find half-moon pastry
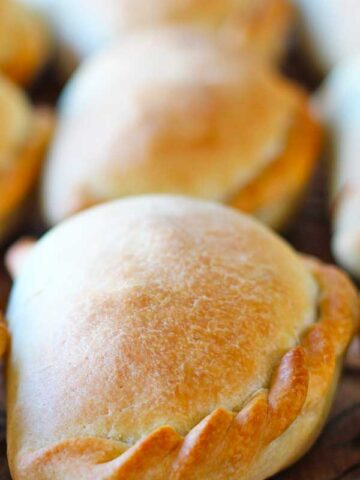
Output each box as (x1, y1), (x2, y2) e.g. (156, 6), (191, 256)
(6, 195), (359, 479)
(42, 28), (321, 229)
(318, 56), (360, 277)
(20, 0), (293, 71)
(0, 74), (53, 243)
(0, 0), (52, 85)
(293, 0), (360, 73)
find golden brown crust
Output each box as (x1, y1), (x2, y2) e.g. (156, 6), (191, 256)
(49, 0), (292, 71)
(0, 108), (53, 217)
(0, 108), (54, 242)
(7, 199), (359, 480)
(228, 100), (322, 228)
(13, 259), (359, 479)
(42, 28), (318, 229)
(227, 0), (293, 63)
(0, 1), (52, 85)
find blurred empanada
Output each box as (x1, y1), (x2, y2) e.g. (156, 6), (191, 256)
(0, 74), (53, 243)
(42, 28), (321, 229)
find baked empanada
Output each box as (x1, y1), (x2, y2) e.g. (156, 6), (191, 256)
(318, 56), (360, 277)
(6, 195), (359, 479)
(0, 74), (53, 243)
(42, 28), (321, 229)
(0, 0), (52, 85)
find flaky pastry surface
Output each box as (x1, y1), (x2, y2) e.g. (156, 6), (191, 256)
(6, 196), (359, 479)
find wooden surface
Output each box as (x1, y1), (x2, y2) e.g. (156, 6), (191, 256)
(0, 56), (359, 478)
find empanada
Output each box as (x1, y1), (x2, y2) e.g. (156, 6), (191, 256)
(42, 28), (321, 229)
(6, 195), (359, 479)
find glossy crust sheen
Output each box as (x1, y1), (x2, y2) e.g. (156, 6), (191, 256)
(42, 28), (320, 228)
(0, 0), (52, 85)
(6, 196), (359, 480)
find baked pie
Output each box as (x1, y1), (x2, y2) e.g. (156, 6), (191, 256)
(0, 0), (52, 85)
(20, 0), (293, 71)
(293, 0), (360, 73)
(0, 74), (53, 243)
(318, 56), (360, 277)
(6, 195), (359, 479)
(42, 28), (321, 229)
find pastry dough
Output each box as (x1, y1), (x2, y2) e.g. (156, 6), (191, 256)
(0, 0), (52, 85)
(6, 195), (359, 480)
(20, 0), (293, 70)
(42, 28), (321, 229)
(293, 0), (360, 73)
(0, 74), (53, 243)
(318, 56), (360, 277)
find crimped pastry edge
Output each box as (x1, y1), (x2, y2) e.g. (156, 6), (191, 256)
(11, 257), (359, 480)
